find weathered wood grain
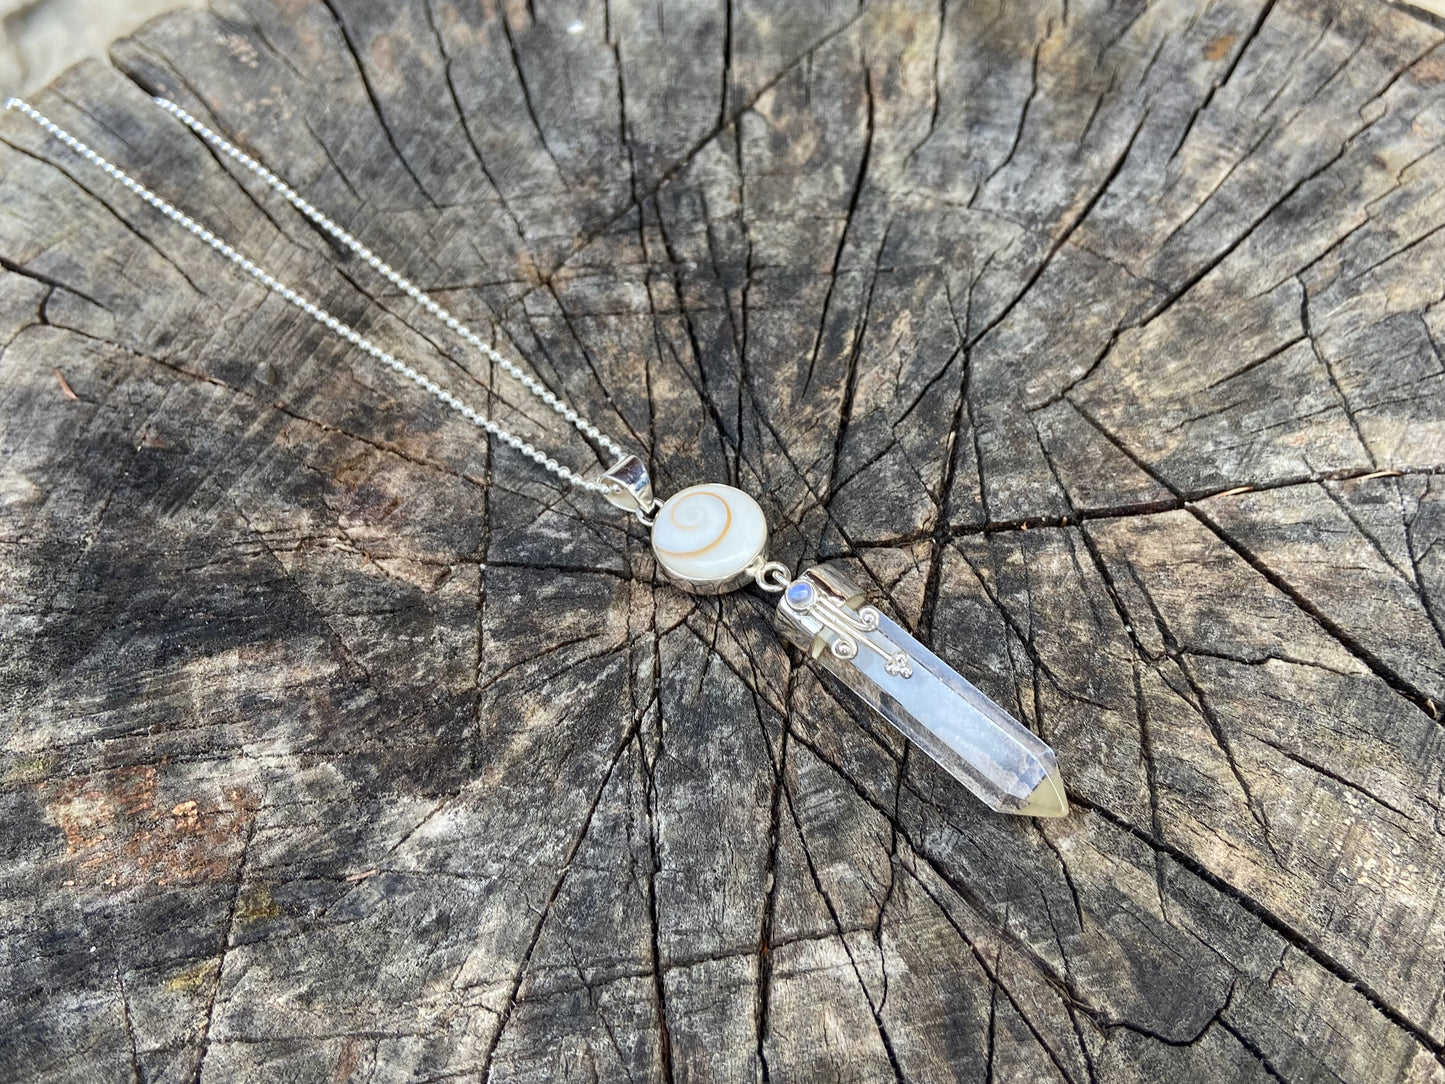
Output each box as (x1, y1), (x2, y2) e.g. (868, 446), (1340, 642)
(2, 0), (1444, 1080)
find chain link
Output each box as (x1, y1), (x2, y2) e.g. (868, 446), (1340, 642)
(3, 96), (626, 496)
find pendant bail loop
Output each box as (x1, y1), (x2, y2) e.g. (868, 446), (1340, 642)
(602, 455), (657, 520)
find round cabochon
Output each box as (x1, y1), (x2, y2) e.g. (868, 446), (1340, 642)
(650, 484), (768, 591)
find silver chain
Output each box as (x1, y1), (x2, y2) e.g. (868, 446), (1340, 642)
(3, 96), (629, 496)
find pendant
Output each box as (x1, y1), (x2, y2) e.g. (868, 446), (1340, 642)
(774, 564), (1068, 818)
(601, 457), (1068, 818)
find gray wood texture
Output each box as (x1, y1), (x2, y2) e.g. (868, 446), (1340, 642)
(2, 0), (1445, 1080)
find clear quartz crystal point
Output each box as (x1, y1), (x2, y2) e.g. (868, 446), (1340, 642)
(775, 564), (1068, 818)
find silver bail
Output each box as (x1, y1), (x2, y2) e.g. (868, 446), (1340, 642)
(602, 455), (657, 520)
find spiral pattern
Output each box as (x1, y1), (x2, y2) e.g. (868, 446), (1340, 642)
(663, 491), (731, 553)
(651, 484), (768, 589)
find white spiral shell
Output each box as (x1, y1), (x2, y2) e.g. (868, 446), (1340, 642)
(651, 484), (768, 592)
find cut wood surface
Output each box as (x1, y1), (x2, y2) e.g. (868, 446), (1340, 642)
(2, 0), (1445, 1080)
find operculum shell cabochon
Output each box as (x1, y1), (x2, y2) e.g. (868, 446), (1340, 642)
(650, 484), (768, 591)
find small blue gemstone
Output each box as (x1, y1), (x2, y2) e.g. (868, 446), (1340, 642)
(786, 581), (815, 608)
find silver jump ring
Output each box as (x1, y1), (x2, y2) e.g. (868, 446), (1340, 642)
(753, 561), (793, 592)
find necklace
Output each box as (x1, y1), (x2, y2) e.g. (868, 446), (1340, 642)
(4, 95), (1068, 819)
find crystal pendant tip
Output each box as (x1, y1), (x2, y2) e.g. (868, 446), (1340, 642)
(1012, 765), (1069, 818)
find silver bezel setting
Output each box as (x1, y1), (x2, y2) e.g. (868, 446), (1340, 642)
(649, 484), (769, 594)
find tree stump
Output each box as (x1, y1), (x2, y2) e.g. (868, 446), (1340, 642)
(2, 0), (1444, 1080)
